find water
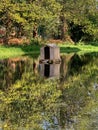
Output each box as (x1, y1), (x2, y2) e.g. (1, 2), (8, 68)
(0, 53), (98, 130)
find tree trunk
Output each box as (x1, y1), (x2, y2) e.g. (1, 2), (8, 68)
(3, 18), (12, 45)
(59, 12), (74, 43)
(33, 25), (38, 38)
(3, 26), (10, 45)
(59, 12), (68, 40)
(16, 24), (22, 38)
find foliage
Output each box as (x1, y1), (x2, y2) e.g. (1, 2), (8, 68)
(30, 37), (42, 45)
(0, 53), (98, 129)
(0, 0), (98, 44)
(0, 65), (61, 129)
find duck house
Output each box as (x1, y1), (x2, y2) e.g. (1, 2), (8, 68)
(39, 44), (61, 63)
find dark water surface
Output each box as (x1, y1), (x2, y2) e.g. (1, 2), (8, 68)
(0, 53), (98, 130)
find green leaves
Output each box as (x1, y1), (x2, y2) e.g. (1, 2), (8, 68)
(0, 68), (61, 129)
(0, 0), (98, 44)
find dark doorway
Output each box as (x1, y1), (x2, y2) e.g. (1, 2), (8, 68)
(44, 64), (50, 77)
(44, 46), (50, 59)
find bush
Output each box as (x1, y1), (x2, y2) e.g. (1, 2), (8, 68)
(30, 37), (42, 45)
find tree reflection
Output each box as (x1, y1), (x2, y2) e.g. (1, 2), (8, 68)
(0, 69), (61, 129)
(0, 57), (34, 90)
(58, 52), (98, 129)
(0, 53), (98, 129)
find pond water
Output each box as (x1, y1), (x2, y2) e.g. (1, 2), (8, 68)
(0, 52), (98, 130)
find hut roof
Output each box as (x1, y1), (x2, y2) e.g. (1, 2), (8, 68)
(42, 43), (59, 48)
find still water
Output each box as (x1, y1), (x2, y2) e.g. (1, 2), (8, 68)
(0, 53), (98, 130)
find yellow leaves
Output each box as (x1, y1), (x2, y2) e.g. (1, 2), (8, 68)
(11, 13), (27, 24)
(3, 123), (8, 128)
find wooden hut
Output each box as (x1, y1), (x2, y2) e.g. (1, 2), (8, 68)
(39, 44), (61, 63)
(39, 63), (60, 78)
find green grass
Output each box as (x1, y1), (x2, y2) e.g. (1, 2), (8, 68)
(0, 43), (98, 59)
(0, 45), (40, 59)
(59, 44), (98, 54)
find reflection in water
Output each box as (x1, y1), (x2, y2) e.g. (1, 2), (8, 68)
(39, 63), (60, 78)
(44, 64), (50, 77)
(0, 57), (34, 90)
(0, 53), (98, 129)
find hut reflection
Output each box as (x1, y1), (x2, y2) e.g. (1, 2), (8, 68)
(39, 63), (60, 78)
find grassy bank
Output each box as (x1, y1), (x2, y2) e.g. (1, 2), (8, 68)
(60, 44), (98, 54)
(0, 45), (40, 59)
(0, 43), (98, 59)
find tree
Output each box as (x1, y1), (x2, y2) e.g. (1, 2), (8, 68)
(0, 0), (97, 44)
(56, 0), (98, 42)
